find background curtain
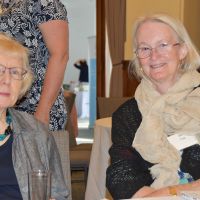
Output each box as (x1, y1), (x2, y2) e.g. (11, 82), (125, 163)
(105, 0), (126, 97)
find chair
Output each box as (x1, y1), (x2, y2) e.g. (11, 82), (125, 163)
(97, 97), (131, 118)
(64, 90), (92, 186)
(53, 130), (72, 200)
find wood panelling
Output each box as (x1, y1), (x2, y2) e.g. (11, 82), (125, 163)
(96, 0), (105, 97)
(122, 60), (139, 97)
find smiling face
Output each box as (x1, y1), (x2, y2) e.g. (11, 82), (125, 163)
(0, 53), (23, 110)
(136, 21), (187, 91)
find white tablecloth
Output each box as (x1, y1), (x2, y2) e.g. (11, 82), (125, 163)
(85, 117), (112, 200)
(131, 197), (181, 200)
(75, 90), (89, 118)
(101, 196), (182, 200)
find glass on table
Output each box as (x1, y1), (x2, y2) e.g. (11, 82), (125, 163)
(28, 170), (51, 200)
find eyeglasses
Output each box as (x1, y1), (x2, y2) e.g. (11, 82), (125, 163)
(135, 42), (180, 59)
(0, 65), (27, 80)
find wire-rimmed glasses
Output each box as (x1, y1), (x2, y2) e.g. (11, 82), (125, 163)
(0, 65), (27, 80)
(135, 42), (180, 59)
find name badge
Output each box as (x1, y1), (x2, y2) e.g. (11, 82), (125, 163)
(167, 134), (199, 150)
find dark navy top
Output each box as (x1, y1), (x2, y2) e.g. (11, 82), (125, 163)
(0, 135), (23, 200)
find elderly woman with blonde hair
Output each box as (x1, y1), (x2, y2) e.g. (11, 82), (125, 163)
(0, 33), (69, 200)
(106, 13), (200, 199)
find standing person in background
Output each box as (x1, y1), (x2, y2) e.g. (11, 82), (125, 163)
(73, 59), (89, 119)
(0, 0), (69, 131)
(106, 13), (200, 199)
(74, 59), (89, 83)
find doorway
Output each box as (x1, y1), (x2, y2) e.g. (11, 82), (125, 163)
(63, 0), (96, 143)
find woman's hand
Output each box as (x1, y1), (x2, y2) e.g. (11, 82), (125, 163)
(133, 186), (171, 198)
(133, 186), (156, 198)
(34, 107), (50, 125)
(135, 179), (200, 198)
(144, 187), (171, 197)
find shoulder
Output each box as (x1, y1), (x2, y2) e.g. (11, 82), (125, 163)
(113, 98), (141, 120)
(112, 98), (142, 133)
(30, 0), (68, 22)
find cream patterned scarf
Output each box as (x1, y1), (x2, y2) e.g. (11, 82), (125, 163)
(133, 70), (200, 188)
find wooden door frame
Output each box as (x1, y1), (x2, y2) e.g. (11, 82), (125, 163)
(96, 0), (105, 97)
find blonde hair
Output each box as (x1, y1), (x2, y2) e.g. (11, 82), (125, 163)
(129, 14), (200, 80)
(0, 32), (33, 99)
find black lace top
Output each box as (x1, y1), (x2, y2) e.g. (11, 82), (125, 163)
(106, 98), (200, 199)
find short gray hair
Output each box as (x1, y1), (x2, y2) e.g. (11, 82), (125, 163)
(129, 14), (200, 80)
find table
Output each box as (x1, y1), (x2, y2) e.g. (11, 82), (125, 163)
(100, 197), (181, 200)
(130, 197), (181, 200)
(85, 117), (112, 200)
(75, 90), (89, 118)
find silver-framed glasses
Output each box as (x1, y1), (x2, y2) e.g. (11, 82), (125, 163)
(0, 65), (27, 80)
(135, 42), (180, 59)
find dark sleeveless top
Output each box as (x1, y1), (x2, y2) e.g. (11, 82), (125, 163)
(0, 135), (23, 200)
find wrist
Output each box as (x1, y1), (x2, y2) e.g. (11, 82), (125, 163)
(168, 186), (177, 196)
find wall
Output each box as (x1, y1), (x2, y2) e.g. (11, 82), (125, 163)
(125, 0), (200, 60)
(61, 0), (96, 85)
(183, 0), (200, 50)
(125, 0), (184, 60)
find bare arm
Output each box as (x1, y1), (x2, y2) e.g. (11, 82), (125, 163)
(35, 20), (69, 124)
(133, 179), (200, 198)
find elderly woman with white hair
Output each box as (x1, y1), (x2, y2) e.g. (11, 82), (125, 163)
(0, 33), (69, 200)
(106, 14), (200, 199)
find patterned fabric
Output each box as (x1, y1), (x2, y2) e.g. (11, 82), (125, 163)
(178, 170), (194, 184)
(0, 0), (68, 131)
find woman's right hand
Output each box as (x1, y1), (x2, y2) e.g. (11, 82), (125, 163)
(133, 186), (156, 198)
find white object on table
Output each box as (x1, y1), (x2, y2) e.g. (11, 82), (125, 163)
(75, 90), (89, 118)
(132, 197), (181, 200)
(85, 117), (112, 200)
(101, 196), (181, 200)
(180, 190), (200, 200)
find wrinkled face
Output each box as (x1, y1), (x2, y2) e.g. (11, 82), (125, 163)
(0, 53), (23, 110)
(136, 21), (187, 87)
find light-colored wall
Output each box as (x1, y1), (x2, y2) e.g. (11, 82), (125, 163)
(125, 0), (183, 59)
(61, 0), (96, 85)
(183, 0), (200, 50)
(125, 0), (200, 60)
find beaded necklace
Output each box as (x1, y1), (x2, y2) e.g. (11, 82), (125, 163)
(0, 111), (12, 141)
